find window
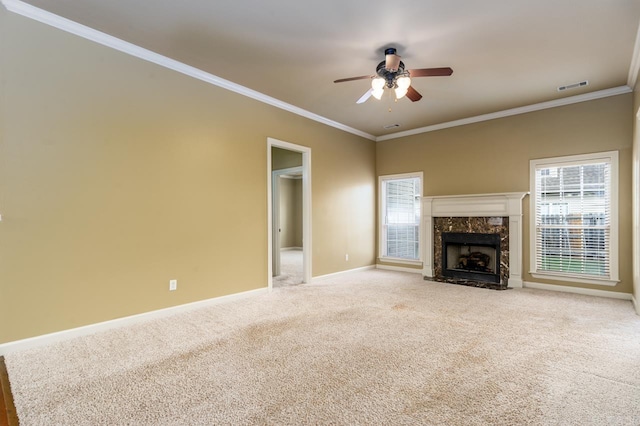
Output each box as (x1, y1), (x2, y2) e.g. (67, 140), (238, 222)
(379, 173), (422, 263)
(530, 151), (618, 285)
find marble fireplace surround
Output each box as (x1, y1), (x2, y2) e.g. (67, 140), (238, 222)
(422, 192), (528, 288)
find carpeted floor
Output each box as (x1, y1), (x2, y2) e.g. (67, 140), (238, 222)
(5, 269), (640, 425)
(273, 249), (303, 287)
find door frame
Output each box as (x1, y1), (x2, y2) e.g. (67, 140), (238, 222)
(634, 108), (640, 314)
(267, 138), (312, 290)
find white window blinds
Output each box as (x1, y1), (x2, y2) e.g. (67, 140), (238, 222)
(382, 176), (421, 260)
(533, 159), (612, 279)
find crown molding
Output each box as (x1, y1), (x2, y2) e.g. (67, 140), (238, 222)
(0, 0), (376, 141)
(376, 86), (633, 142)
(627, 19), (640, 88)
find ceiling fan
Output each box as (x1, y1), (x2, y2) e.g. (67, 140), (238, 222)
(334, 47), (453, 104)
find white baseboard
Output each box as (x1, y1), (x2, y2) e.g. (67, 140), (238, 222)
(281, 247), (302, 251)
(632, 295), (639, 315)
(376, 264), (423, 274)
(523, 281), (632, 300)
(0, 287), (268, 356)
(507, 277), (524, 289)
(312, 265), (376, 281)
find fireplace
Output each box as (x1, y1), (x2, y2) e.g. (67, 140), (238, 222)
(442, 232), (501, 284)
(422, 192), (529, 288)
(433, 217), (509, 289)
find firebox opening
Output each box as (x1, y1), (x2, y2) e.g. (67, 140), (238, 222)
(442, 232), (501, 284)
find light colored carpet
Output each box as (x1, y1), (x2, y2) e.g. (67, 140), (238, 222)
(273, 249), (303, 287)
(5, 269), (640, 425)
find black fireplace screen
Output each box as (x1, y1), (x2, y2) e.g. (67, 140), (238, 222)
(442, 232), (501, 284)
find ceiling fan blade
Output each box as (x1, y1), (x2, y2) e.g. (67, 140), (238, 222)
(356, 89), (373, 104)
(385, 53), (401, 72)
(408, 67), (453, 77)
(406, 86), (423, 102)
(334, 75), (373, 83)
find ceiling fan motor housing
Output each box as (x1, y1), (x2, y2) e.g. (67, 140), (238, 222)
(376, 60), (406, 88)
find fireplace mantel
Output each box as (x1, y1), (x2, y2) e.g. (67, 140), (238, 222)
(422, 192), (529, 288)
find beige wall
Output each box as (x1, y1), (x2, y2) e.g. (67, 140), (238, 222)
(278, 177), (303, 248)
(272, 147), (303, 171)
(0, 9), (376, 343)
(377, 94), (634, 294)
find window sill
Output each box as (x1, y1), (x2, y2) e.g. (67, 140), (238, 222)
(529, 272), (619, 287)
(378, 257), (423, 267)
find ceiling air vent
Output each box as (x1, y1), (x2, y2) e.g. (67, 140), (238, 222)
(557, 80), (588, 92)
(383, 124), (400, 129)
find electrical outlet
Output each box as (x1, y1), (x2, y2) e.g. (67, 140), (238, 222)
(169, 279), (177, 291)
(345, 254), (349, 261)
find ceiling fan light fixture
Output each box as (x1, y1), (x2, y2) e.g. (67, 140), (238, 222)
(396, 75), (411, 89)
(334, 48), (451, 104)
(395, 86), (408, 99)
(394, 75), (411, 99)
(371, 77), (385, 91)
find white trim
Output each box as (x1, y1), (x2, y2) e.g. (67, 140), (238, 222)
(424, 192), (529, 218)
(529, 151), (619, 284)
(378, 172), (424, 181)
(628, 19), (640, 87)
(312, 265), (376, 281)
(0, 287), (267, 355)
(267, 138), (312, 291)
(377, 257), (423, 266)
(376, 264), (423, 274)
(632, 295), (639, 315)
(634, 109), (640, 315)
(281, 247), (303, 251)
(376, 86), (632, 142)
(267, 145), (273, 287)
(0, 0), (375, 142)
(378, 172), (423, 263)
(507, 277), (524, 289)
(523, 281), (632, 301)
(272, 166), (303, 175)
(530, 272), (618, 287)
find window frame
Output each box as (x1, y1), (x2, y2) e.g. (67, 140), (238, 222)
(529, 151), (619, 286)
(378, 172), (423, 265)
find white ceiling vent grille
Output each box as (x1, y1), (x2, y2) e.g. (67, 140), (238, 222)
(557, 80), (589, 92)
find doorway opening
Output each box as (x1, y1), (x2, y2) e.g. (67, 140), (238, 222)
(273, 166), (302, 285)
(267, 138), (311, 289)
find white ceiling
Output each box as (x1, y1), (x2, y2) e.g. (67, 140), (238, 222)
(10, 0), (640, 138)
